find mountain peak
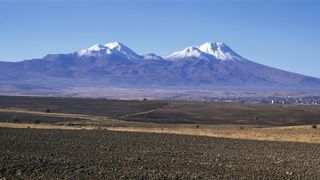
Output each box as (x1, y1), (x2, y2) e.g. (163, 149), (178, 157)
(199, 42), (225, 50)
(167, 41), (244, 61)
(77, 44), (110, 56)
(105, 42), (141, 61)
(104, 42), (125, 50)
(78, 41), (244, 62)
(198, 42), (241, 61)
(167, 46), (211, 61)
(87, 44), (107, 51)
(77, 42), (141, 61)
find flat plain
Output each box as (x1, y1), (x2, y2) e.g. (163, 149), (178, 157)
(1, 96), (320, 179)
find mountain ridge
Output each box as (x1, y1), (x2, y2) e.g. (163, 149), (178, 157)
(0, 41), (319, 91)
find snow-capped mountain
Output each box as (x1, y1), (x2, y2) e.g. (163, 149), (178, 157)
(77, 42), (142, 61)
(167, 42), (244, 61)
(0, 41), (320, 91)
(198, 42), (244, 61)
(167, 46), (212, 61)
(77, 44), (110, 56)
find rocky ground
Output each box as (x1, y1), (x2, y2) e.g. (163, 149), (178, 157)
(1, 128), (320, 179)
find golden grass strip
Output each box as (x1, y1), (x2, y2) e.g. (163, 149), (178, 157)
(1, 122), (320, 144)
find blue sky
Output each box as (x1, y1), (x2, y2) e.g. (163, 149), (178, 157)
(1, 0), (320, 77)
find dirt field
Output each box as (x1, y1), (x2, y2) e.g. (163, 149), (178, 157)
(1, 122), (320, 144)
(1, 128), (320, 179)
(1, 96), (320, 179)
(1, 96), (320, 126)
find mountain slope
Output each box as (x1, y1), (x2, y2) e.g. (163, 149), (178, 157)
(0, 41), (319, 90)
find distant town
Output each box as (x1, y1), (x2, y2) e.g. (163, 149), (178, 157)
(207, 96), (320, 105)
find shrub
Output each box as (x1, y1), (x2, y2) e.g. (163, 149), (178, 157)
(12, 116), (20, 123)
(64, 122), (74, 126)
(143, 98), (147, 101)
(34, 119), (41, 124)
(45, 108), (50, 113)
(196, 124), (200, 128)
(312, 124), (317, 129)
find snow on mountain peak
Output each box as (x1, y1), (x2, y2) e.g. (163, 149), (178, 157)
(77, 44), (111, 56)
(87, 44), (107, 51)
(167, 41), (244, 61)
(167, 46), (211, 61)
(104, 42), (141, 61)
(198, 42), (242, 61)
(77, 42), (141, 61)
(77, 41), (244, 62)
(104, 42), (124, 50)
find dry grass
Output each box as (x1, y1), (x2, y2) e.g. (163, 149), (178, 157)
(108, 125), (320, 144)
(0, 108), (134, 126)
(1, 122), (320, 144)
(0, 122), (96, 130)
(1, 101), (320, 144)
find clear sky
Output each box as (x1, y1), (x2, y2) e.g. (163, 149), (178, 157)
(1, 0), (320, 77)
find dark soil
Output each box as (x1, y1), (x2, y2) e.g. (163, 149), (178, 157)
(1, 128), (320, 179)
(130, 102), (320, 126)
(0, 96), (168, 117)
(1, 96), (320, 126)
(0, 112), (83, 124)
